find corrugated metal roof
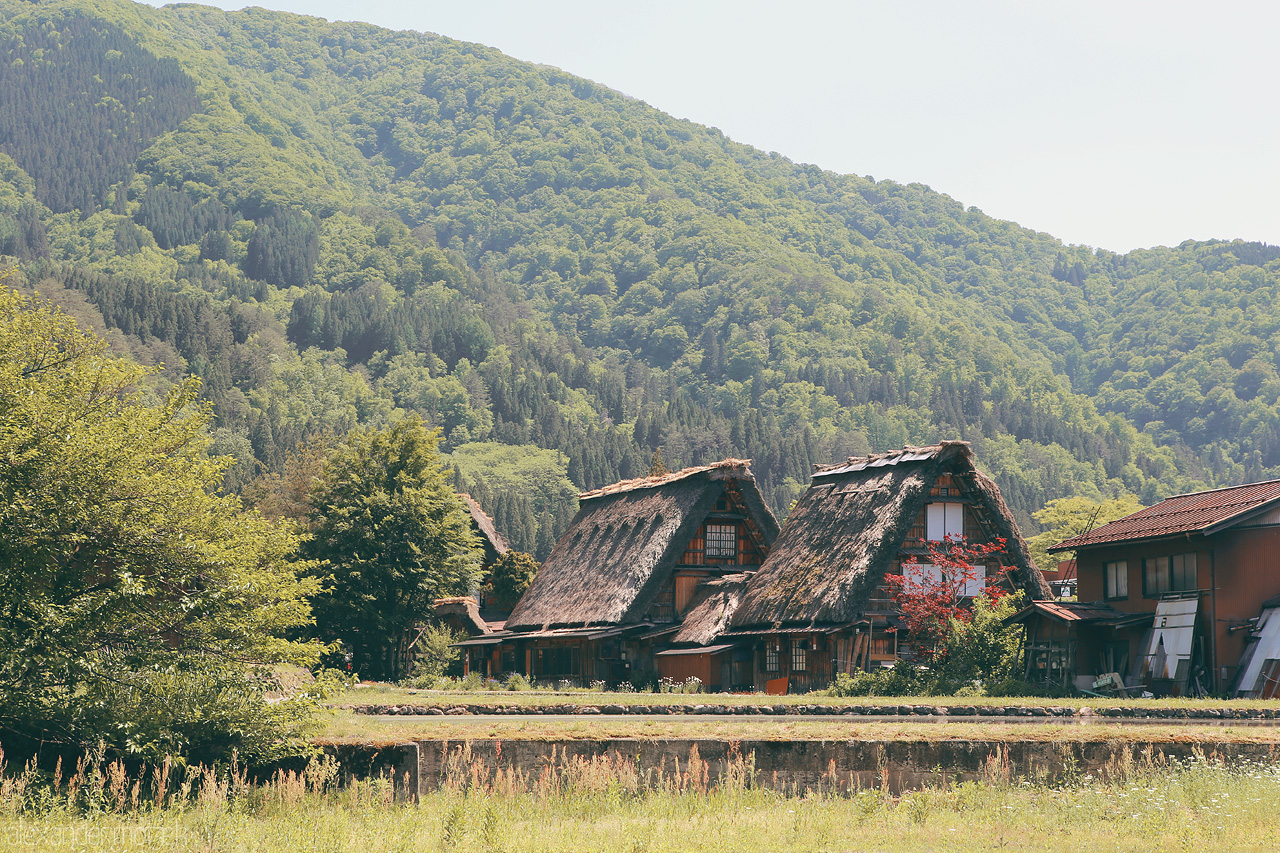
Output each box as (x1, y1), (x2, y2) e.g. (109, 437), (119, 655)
(654, 643), (737, 656)
(453, 635), (504, 647)
(1003, 600), (1150, 626)
(1051, 479), (1280, 551)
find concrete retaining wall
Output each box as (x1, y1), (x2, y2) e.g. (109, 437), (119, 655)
(380, 737), (1280, 796)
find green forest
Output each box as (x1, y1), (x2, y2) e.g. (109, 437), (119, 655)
(2, 0), (1278, 556)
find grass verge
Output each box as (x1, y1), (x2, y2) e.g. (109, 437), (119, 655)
(336, 684), (1280, 712)
(316, 708), (1280, 746)
(3, 750), (1278, 851)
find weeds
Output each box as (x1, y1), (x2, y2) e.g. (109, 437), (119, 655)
(657, 677), (704, 694)
(3, 744), (1280, 851)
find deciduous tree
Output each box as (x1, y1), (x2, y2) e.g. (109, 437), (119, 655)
(885, 538), (1010, 664)
(304, 417), (481, 680)
(485, 551), (539, 610)
(0, 285), (321, 761)
(1026, 494), (1144, 574)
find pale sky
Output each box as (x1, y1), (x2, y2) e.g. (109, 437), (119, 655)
(146, 0), (1279, 253)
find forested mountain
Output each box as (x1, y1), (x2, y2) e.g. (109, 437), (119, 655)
(2, 0), (1277, 554)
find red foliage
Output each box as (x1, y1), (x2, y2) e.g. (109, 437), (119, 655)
(883, 537), (1009, 663)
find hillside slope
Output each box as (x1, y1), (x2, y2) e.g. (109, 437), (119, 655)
(2, 0), (1276, 548)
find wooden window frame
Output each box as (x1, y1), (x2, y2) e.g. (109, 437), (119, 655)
(926, 502), (964, 541)
(1104, 560), (1128, 600)
(1143, 553), (1197, 598)
(765, 643), (780, 673)
(791, 641), (808, 672)
(705, 522), (737, 559)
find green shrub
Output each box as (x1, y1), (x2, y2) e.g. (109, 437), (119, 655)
(502, 672), (531, 691)
(828, 662), (931, 698)
(402, 625), (464, 687)
(78, 663), (323, 764)
(938, 593), (1025, 686)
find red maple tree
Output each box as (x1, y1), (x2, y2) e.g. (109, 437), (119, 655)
(884, 537), (1009, 663)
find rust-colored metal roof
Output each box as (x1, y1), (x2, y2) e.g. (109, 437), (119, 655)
(1051, 480), (1280, 552)
(1003, 600), (1149, 626)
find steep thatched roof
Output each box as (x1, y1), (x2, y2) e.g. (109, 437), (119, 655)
(505, 460), (779, 631)
(672, 573), (751, 646)
(459, 493), (510, 564)
(731, 442), (1050, 630)
(432, 596), (490, 635)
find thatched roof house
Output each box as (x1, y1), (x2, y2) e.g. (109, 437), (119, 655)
(732, 441), (1048, 632)
(506, 459), (779, 632)
(455, 460), (781, 687)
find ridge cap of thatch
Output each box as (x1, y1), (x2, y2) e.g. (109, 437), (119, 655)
(811, 440), (970, 476)
(577, 458), (754, 501)
(433, 595), (479, 605)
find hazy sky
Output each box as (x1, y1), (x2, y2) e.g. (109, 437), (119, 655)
(146, 0), (1278, 253)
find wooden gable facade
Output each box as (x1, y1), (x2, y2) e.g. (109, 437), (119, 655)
(729, 442), (1048, 693)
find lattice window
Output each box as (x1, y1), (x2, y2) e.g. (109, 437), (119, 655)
(705, 523), (737, 559)
(765, 643), (780, 672)
(1144, 553), (1197, 596)
(792, 641), (808, 672)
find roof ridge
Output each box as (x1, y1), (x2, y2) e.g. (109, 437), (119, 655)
(577, 458), (753, 500)
(811, 440), (970, 475)
(1159, 478), (1280, 501)
(1052, 479), (1280, 551)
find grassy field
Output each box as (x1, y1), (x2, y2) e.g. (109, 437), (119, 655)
(316, 707), (1280, 746)
(3, 752), (1278, 851)
(337, 684), (1280, 712)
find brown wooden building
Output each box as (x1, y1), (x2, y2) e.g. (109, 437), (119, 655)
(1040, 480), (1280, 695)
(727, 442), (1049, 692)
(459, 460), (780, 686)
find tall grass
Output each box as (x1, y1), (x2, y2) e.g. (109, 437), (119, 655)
(3, 744), (1279, 851)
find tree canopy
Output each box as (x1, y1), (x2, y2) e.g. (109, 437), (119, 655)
(0, 284), (320, 761)
(1025, 494), (1147, 575)
(304, 416), (482, 680)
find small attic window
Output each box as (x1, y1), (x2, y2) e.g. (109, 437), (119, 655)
(714, 497), (729, 512)
(706, 523), (737, 559)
